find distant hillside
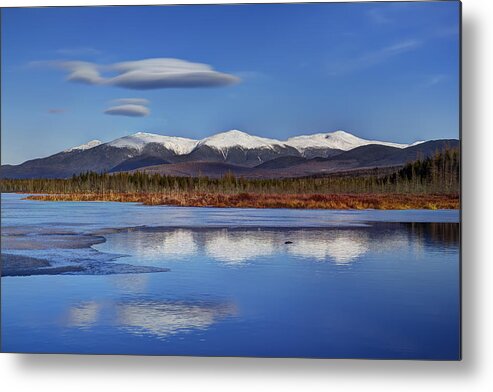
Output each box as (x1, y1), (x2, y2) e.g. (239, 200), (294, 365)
(0, 129), (456, 179)
(130, 161), (253, 178)
(109, 156), (170, 173)
(132, 140), (459, 179)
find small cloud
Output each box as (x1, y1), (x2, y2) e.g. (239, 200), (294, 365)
(61, 61), (104, 84)
(328, 39), (421, 75)
(368, 8), (393, 25)
(423, 74), (448, 88)
(112, 98), (150, 106)
(44, 58), (240, 90)
(373, 39), (421, 57)
(48, 108), (66, 114)
(56, 47), (101, 57)
(104, 104), (150, 117)
(109, 58), (240, 89)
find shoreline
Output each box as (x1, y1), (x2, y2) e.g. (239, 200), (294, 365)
(1, 225), (170, 277)
(22, 192), (460, 210)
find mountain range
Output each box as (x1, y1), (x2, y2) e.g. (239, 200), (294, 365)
(1, 130), (459, 179)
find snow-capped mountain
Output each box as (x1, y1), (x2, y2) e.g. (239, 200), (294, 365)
(64, 139), (102, 152)
(187, 130), (299, 165)
(187, 130), (299, 166)
(197, 130), (286, 152)
(65, 129), (419, 158)
(107, 132), (198, 155)
(285, 130), (413, 155)
(2, 129), (440, 179)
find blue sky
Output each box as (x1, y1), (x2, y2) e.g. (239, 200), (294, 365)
(1, 2), (460, 164)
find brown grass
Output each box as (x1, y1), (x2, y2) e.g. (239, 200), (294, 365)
(24, 192), (459, 210)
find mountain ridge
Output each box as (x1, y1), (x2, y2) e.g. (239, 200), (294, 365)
(0, 130), (457, 179)
(133, 139), (459, 179)
(62, 129), (422, 156)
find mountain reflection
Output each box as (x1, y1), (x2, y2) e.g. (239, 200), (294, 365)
(105, 227), (377, 265)
(100, 223), (458, 267)
(204, 229), (276, 263)
(66, 299), (236, 338)
(105, 229), (198, 260)
(286, 230), (369, 264)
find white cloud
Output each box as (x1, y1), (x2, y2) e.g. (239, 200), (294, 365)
(52, 58), (240, 90)
(104, 104), (150, 117)
(61, 61), (104, 84)
(112, 98), (150, 106)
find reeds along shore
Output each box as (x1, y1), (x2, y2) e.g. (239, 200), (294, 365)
(23, 192), (459, 210)
(2, 148), (460, 209)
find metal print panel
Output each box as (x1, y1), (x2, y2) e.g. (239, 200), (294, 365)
(0, 1), (461, 359)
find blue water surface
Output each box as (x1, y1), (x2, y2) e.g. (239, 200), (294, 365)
(1, 193), (460, 359)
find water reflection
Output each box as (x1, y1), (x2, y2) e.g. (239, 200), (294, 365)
(117, 301), (236, 338)
(286, 230), (369, 264)
(204, 229), (276, 263)
(102, 228), (373, 265)
(67, 301), (102, 328)
(105, 229), (197, 260)
(110, 274), (150, 293)
(406, 222), (460, 248)
(99, 223), (460, 267)
(65, 299), (236, 339)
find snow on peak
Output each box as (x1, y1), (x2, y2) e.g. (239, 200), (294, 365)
(65, 140), (102, 152)
(198, 130), (285, 150)
(286, 130), (411, 152)
(108, 132), (198, 155)
(71, 130), (425, 158)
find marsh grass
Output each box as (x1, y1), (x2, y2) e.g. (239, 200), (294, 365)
(25, 192), (459, 210)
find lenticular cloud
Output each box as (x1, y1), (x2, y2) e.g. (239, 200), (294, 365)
(58, 58), (240, 90)
(104, 104), (150, 117)
(112, 98), (150, 106)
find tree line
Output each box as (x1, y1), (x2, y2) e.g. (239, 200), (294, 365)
(1, 148), (460, 195)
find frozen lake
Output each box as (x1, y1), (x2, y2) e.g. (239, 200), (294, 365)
(1, 193), (460, 358)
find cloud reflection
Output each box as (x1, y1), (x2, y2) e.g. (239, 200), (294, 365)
(65, 299), (236, 339)
(67, 301), (102, 327)
(117, 301), (236, 338)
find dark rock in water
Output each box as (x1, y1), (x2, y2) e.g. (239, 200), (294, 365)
(1, 227), (171, 276)
(2, 253), (51, 276)
(1, 253), (170, 276)
(285, 241), (293, 244)
(80, 263), (170, 275)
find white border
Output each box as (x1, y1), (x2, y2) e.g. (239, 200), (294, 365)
(2, 1), (493, 391)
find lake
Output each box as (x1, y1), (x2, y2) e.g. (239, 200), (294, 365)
(0, 193), (460, 359)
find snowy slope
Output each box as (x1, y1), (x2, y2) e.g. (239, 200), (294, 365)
(285, 130), (412, 152)
(67, 130), (422, 158)
(64, 140), (102, 152)
(107, 132), (198, 155)
(197, 130), (286, 150)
